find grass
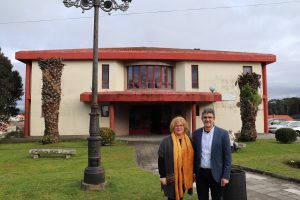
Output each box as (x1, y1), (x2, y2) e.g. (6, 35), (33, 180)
(232, 139), (300, 179)
(0, 139), (299, 199)
(0, 140), (197, 200)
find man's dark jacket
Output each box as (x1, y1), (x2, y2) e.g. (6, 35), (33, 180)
(193, 126), (231, 182)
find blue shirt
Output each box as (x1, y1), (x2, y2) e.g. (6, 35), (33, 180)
(200, 127), (214, 169)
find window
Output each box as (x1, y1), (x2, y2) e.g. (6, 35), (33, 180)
(196, 105), (200, 116)
(102, 64), (109, 89)
(101, 105), (109, 117)
(243, 66), (252, 74)
(127, 65), (174, 89)
(192, 65), (199, 88)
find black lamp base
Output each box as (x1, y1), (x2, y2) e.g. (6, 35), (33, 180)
(81, 167), (105, 191)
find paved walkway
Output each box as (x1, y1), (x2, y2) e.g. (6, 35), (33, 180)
(129, 138), (300, 200)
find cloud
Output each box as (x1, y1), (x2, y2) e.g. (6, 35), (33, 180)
(1, 0), (300, 105)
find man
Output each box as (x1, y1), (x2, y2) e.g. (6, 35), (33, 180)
(193, 108), (231, 200)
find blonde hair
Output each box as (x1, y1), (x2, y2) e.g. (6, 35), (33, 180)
(169, 116), (188, 133)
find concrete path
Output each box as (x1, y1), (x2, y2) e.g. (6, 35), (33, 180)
(133, 141), (300, 200)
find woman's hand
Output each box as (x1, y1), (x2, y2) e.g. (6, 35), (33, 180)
(160, 177), (167, 185)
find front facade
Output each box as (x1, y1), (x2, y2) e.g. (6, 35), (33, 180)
(16, 47), (276, 137)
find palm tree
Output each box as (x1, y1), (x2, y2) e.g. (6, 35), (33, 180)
(236, 73), (262, 141)
(38, 58), (64, 144)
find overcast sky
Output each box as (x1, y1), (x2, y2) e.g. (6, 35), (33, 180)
(1, 0), (300, 109)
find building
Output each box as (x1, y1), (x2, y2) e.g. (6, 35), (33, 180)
(268, 115), (294, 121)
(15, 47), (276, 137)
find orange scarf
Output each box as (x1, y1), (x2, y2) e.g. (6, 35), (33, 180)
(172, 132), (194, 200)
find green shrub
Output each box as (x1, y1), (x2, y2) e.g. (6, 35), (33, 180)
(99, 127), (116, 146)
(275, 128), (297, 144)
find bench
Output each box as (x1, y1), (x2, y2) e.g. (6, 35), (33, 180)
(234, 142), (246, 151)
(29, 149), (76, 159)
(238, 143), (246, 148)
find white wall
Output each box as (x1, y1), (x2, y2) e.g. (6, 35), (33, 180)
(30, 60), (121, 136)
(192, 62), (264, 133)
(29, 59), (265, 136)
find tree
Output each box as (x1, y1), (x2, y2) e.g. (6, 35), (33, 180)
(0, 48), (23, 131)
(268, 97), (300, 118)
(38, 58), (64, 144)
(236, 72), (262, 141)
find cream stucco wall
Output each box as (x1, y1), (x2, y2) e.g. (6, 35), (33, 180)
(29, 59), (265, 136)
(185, 61), (264, 133)
(174, 62), (187, 91)
(30, 60), (123, 136)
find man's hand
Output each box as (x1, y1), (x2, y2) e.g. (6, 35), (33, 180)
(221, 178), (229, 187)
(160, 177), (167, 185)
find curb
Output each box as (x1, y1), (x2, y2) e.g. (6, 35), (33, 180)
(232, 164), (300, 184)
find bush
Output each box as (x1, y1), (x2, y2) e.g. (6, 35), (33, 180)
(275, 128), (297, 144)
(285, 160), (300, 169)
(99, 127), (115, 146)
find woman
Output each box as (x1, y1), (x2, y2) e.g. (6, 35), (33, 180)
(158, 116), (194, 200)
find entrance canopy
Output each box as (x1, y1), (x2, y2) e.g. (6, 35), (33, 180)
(80, 91), (222, 102)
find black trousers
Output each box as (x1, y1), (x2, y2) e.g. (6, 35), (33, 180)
(196, 168), (222, 200)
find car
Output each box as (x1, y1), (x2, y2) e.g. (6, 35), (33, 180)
(268, 118), (287, 126)
(268, 121), (294, 134)
(288, 121), (300, 137)
(291, 127), (300, 137)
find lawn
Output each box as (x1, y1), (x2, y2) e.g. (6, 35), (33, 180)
(232, 139), (300, 179)
(0, 140), (197, 200)
(0, 139), (299, 199)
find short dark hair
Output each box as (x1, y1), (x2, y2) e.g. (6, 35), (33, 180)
(202, 108), (215, 118)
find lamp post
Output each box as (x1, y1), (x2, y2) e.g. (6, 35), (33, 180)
(63, 0), (132, 190)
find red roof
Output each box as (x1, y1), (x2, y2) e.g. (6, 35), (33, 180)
(268, 115), (294, 121)
(15, 47), (276, 64)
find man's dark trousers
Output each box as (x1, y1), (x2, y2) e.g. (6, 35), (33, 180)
(196, 168), (222, 200)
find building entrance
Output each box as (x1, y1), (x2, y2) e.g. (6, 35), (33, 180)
(129, 105), (171, 135)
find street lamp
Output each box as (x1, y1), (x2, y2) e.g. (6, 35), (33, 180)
(63, 0), (132, 190)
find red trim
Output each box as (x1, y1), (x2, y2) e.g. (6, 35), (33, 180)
(165, 67), (168, 88)
(160, 66), (163, 88)
(146, 66), (149, 87)
(80, 91), (222, 102)
(128, 65), (174, 89)
(192, 103), (196, 132)
(138, 67), (141, 87)
(24, 62), (31, 137)
(109, 104), (114, 130)
(16, 47), (276, 64)
(262, 63), (268, 133)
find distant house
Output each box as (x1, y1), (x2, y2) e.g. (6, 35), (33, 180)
(268, 115), (294, 121)
(16, 47), (276, 137)
(9, 115), (25, 122)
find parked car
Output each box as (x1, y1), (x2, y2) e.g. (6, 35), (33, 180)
(292, 127), (300, 137)
(288, 121), (300, 137)
(268, 121), (294, 133)
(268, 118), (287, 126)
